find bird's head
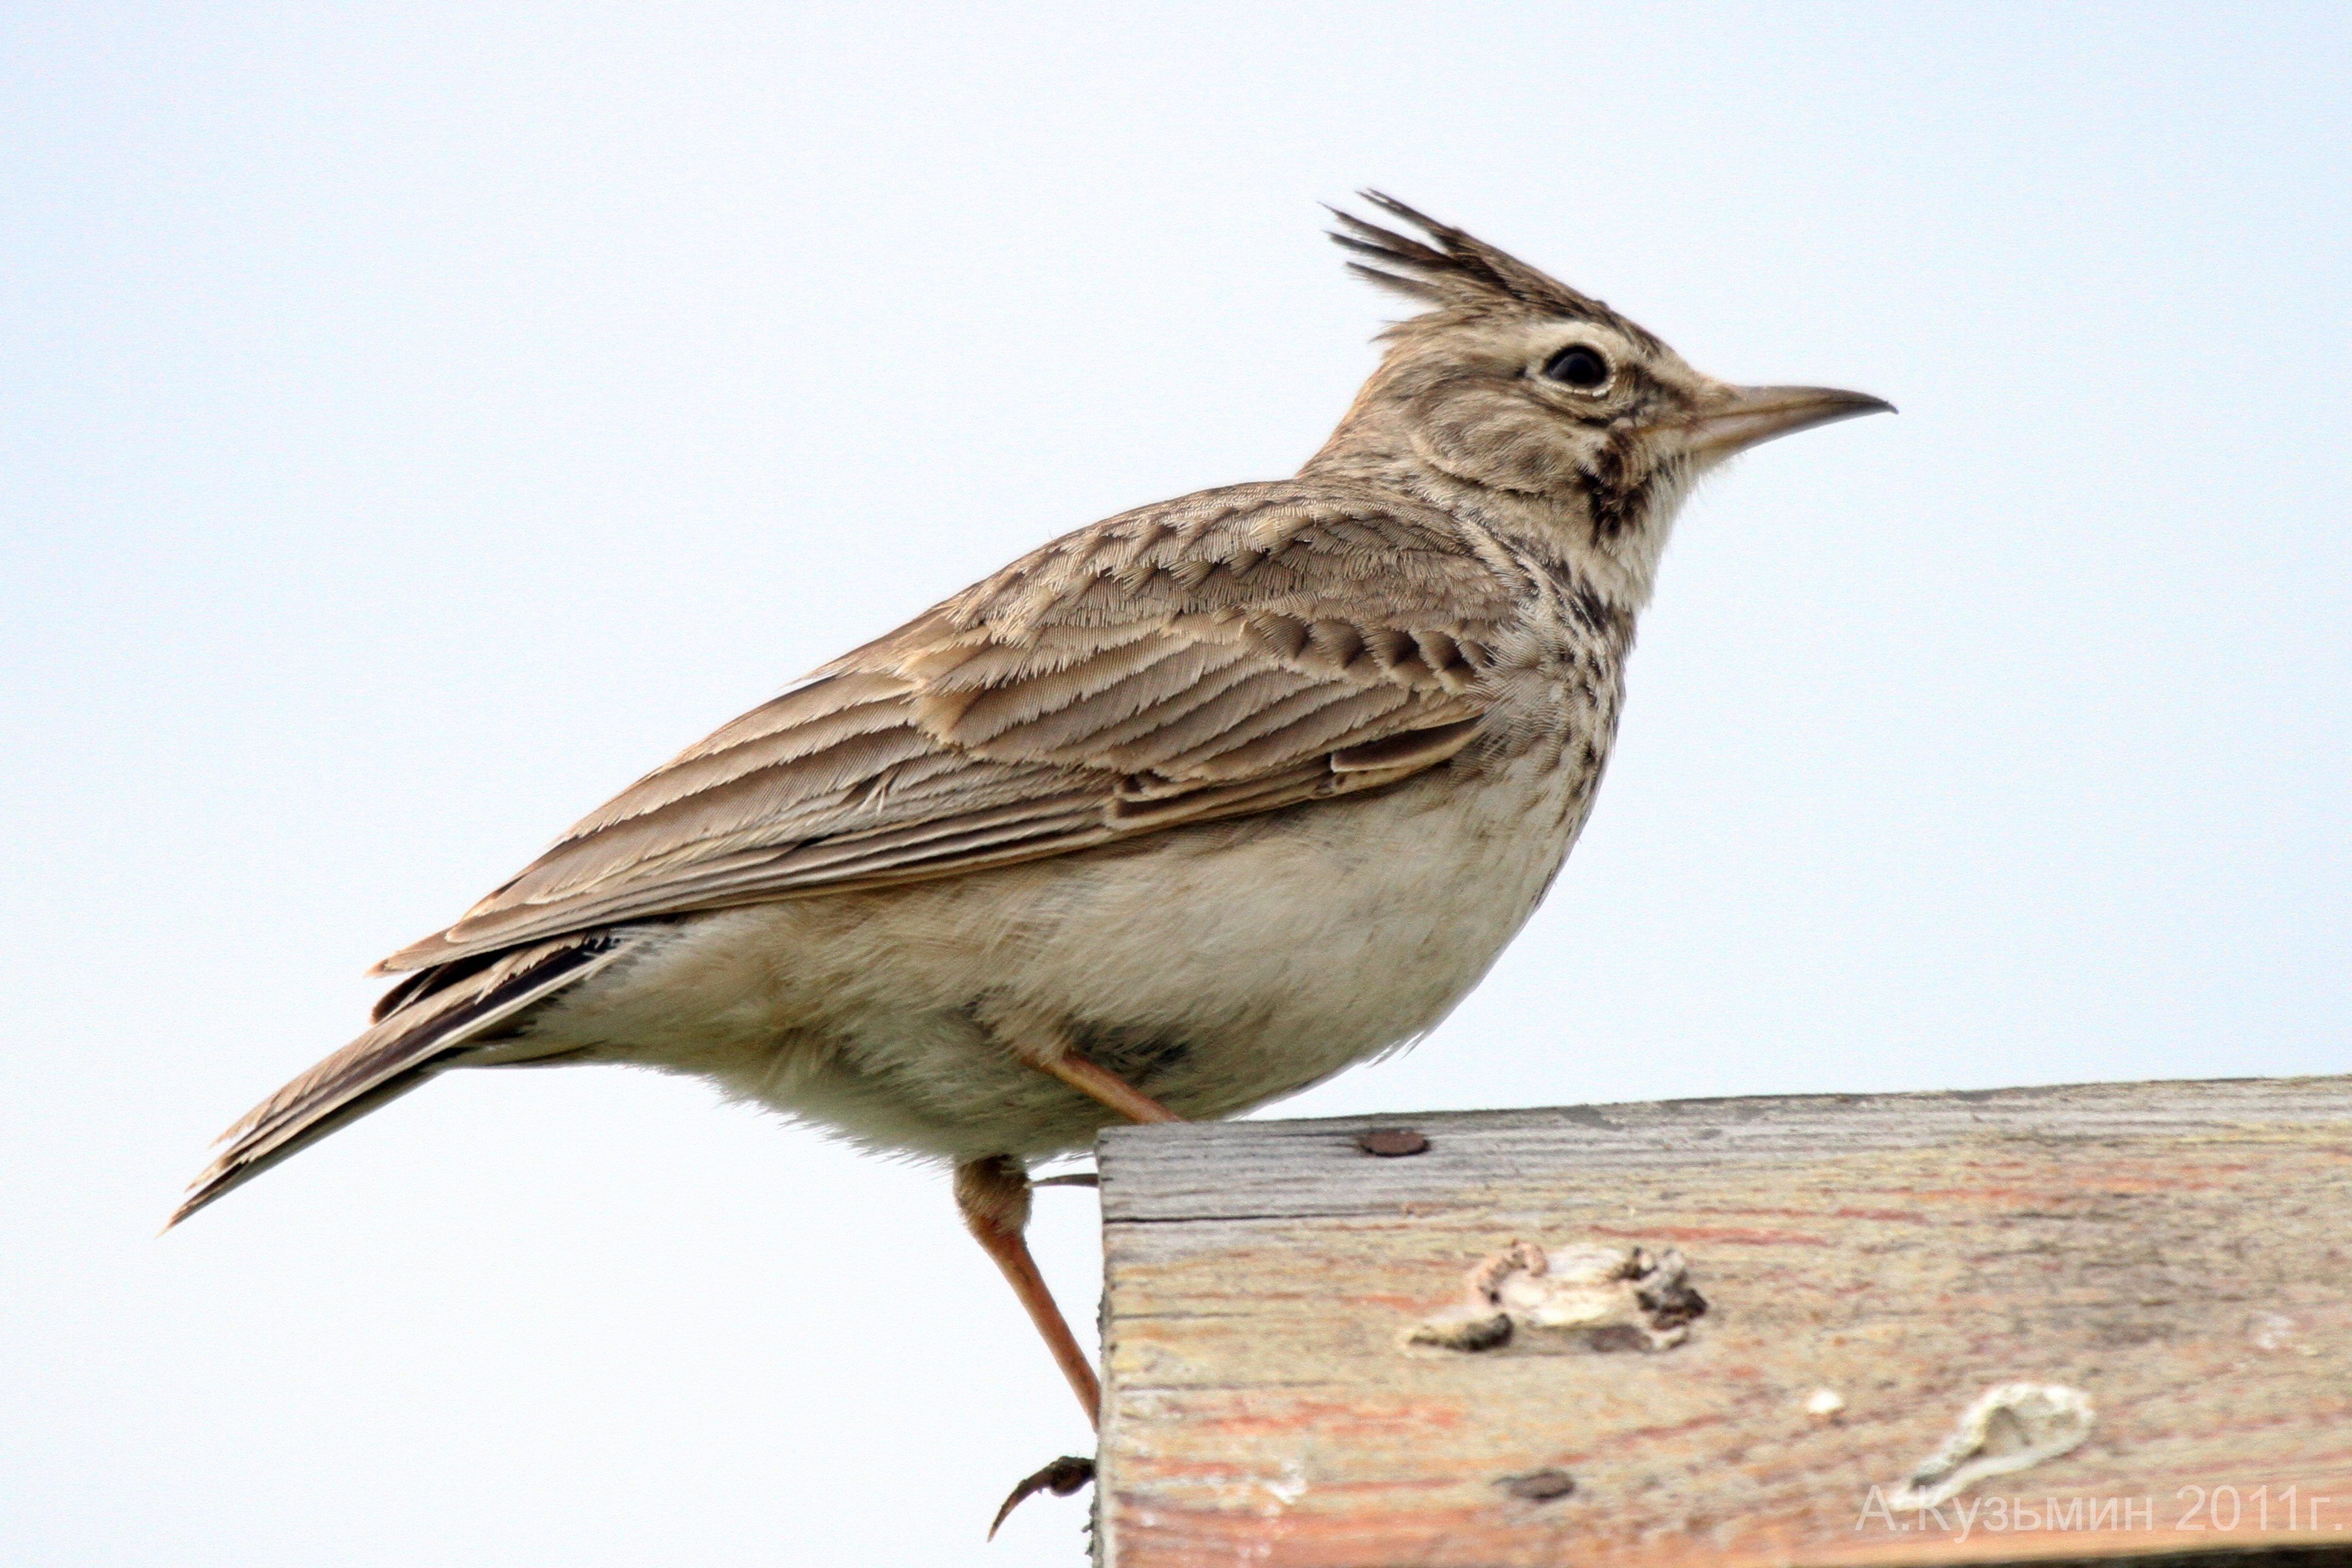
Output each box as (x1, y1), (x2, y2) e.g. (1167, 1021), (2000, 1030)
(1307, 194), (1889, 608)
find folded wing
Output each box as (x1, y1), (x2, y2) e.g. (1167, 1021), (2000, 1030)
(379, 482), (1524, 973)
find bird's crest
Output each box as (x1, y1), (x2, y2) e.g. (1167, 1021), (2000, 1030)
(1328, 191), (1659, 350)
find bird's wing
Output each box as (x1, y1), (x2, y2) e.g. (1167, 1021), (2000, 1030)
(378, 482), (1529, 973)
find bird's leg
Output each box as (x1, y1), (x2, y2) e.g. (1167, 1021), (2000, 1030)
(1028, 1051), (1184, 1124)
(964, 1022), (1186, 1531)
(955, 1154), (1102, 1427)
(996, 1010), (1186, 1125)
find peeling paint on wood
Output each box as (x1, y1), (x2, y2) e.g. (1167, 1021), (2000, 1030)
(1094, 1075), (2352, 1566)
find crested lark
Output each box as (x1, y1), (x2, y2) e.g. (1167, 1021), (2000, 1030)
(174, 196), (1887, 1428)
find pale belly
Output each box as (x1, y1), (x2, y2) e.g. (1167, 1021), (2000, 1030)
(520, 746), (1597, 1163)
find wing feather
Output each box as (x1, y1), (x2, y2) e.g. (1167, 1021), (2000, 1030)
(378, 480), (1527, 973)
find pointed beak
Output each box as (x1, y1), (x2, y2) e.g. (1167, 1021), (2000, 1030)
(1683, 384), (1894, 462)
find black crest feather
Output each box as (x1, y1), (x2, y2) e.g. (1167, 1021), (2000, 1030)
(1328, 191), (1654, 348)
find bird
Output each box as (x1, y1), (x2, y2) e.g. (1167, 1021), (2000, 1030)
(171, 194), (1888, 1435)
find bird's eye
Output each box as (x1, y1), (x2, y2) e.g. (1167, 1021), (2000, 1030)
(1541, 345), (1610, 389)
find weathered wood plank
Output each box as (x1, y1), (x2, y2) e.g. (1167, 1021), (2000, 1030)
(1095, 1077), (2352, 1566)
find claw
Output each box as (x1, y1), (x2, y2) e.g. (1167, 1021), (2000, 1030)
(988, 1454), (1096, 1539)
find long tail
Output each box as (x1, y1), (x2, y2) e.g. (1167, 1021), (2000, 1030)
(168, 935), (631, 1228)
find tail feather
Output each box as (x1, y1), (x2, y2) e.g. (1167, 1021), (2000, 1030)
(169, 936), (630, 1228)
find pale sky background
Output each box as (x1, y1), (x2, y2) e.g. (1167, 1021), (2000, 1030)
(4, 4), (2348, 1565)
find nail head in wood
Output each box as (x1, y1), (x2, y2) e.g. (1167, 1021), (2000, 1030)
(1497, 1469), (1576, 1502)
(1356, 1128), (1429, 1157)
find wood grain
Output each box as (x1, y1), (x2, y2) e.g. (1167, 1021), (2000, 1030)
(1094, 1076), (2352, 1566)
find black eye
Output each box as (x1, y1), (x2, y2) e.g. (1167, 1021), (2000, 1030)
(1541, 344), (1609, 389)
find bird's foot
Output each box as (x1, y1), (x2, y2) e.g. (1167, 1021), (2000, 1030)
(988, 1454), (1096, 1539)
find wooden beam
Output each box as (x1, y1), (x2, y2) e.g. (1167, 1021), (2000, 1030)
(1094, 1075), (2352, 1566)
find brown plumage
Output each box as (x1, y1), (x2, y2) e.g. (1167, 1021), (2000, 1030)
(379, 482), (1514, 972)
(172, 195), (1887, 1430)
